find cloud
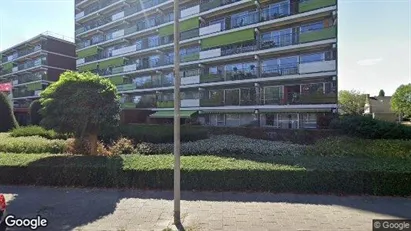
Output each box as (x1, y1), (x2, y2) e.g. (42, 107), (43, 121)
(356, 58), (383, 66)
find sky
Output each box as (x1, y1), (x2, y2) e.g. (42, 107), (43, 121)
(0, 0), (410, 96)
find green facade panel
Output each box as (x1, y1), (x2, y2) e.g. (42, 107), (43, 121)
(182, 53), (199, 62)
(1, 62), (14, 70)
(299, 26), (336, 43)
(109, 75), (124, 85)
(201, 29), (255, 49)
(158, 18), (199, 36)
(299, 0), (337, 13)
(149, 110), (196, 118)
(77, 46), (99, 58)
(117, 83), (136, 91)
(121, 102), (136, 109)
(26, 82), (42, 91)
(78, 63), (98, 72)
(99, 57), (124, 69)
(157, 101), (174, 108)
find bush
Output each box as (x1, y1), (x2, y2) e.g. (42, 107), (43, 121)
(100, 124), (209, 144)
(330, 115), (411, 139)
(65, 138), (112, 156)
(0, 133), (66, 153)
(310, 136), (411, 159)
(1, 154), (411, 196)
(9, 126), (70, 140)
(0, 92), (18, 132)
(29, 100), (42, 125)
(135, 135), (307, 156)
(109, 138), (135, 155)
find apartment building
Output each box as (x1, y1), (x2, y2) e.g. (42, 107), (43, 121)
(0, 32), (76, 125)
(75, 0), (338, 128)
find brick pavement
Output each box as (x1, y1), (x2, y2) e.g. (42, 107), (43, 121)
(1, 185), (410, 231)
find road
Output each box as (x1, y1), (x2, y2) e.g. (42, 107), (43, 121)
(1, 185), (410, 231)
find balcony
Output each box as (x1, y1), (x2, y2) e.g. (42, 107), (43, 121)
(76, 0), (119, 22)
(299, 26), (337, 43)
(283, 92), (337, 105)
(1, 45), (42, 63)
(1, 59), (47, 76)
(12, 72), (47, 85)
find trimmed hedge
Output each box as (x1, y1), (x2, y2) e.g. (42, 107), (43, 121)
(0, 154), (410, 196)
(330, 115), (411, 139)
(100, 124), (209, 144)
(0, 133), (66, 153)
(9, 126), (70, 140)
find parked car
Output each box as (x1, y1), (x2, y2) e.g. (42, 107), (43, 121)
(0, 194), (6, 231)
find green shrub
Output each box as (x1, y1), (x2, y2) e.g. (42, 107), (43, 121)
(137, 135), (307, 156)
(9, 126), (70, 140)
(100, 124), (209, 144)
(330, 115), (411, 139)
(0, 133), (66, 153)
(310, 136), (411, 159)
(0, 92), (19, 132)
(29, 100), (42, 125)
(0, 154), (411, 196)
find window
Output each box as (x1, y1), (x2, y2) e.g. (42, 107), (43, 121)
(163, 72), (174, 86)
(278, 113), (299, 129)
(181, 91), (198, 99)
(148, 35), (159, 48)
(149, 55), (160, 67)
(224, 89), (240, 106)
(147, 16), (156, 27)
(264, 86), (282, 104)
(300, 53), (325, 63)
(231, 11), (256, 28)
(226, 114), (240, 127)
(133, 76), (151, 87)
(209, 18), (225, 30)
(135, 40), (142, 50)
(265, 113), (278, 127)
(216, 114), (225, 126)
(301, 113), (317, 129)
(300, 22), (324, 33)
(209, 66), (223, 75)
(269, 0), (290, 17)
(301, 83), (324, 94)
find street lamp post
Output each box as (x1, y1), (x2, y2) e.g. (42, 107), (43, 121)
(173, 0), (181, 225)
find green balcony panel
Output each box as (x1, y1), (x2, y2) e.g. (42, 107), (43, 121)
(117, 83), (136, 91)
(200, 0), (221, 12)
(299, 26), (336, 43)
(77, 46), (99, 58)
(200, 98), (223, 107)
(121, 102), (136, 109)
(112, 66), (124, 74)
(99, 57), (125, 69)
(109, 75), (124, 85)
(201, 29), (255, 49)
(299, 0), (337, 13)
(182, 53), (199, 62)
(149, 110), (196, 118)
(1, 62), (14, 70)
(78, 63), (98, 72)
(158, 18), (200, 36)
(156, 101), (174, 108)
(26, 82), (42, 91)
(200, 74), (224, 83)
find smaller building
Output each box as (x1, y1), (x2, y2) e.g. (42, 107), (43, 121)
(364, 94), (399, 122)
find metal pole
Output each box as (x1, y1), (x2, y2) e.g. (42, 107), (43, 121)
(173, 0), (181, 225)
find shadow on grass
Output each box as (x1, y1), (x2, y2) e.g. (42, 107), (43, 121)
(0, 154), (411, 231)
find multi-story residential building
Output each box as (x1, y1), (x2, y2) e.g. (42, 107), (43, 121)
(75, 0), (338, 128)
(0, 32), (76, 125)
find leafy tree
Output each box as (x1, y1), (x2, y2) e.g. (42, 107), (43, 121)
(40, 71), (121, 155)
(378, 89), (385, 97)
(391, 84), (411, 117)
(29, 100), (42, 125)
(0, 92), (19, 132)
(338, 90), (366, 115)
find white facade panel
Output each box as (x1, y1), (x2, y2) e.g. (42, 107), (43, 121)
(112, 29), (125, 39)
(76, 58), (85, 65)
(181, 99), (200, 107)
(299, 60), (336, 74)
(75, 11), (85, 20)
(199, 48), (221, 59)
(123, 64), (137, 72)
(181, 5), (200, 18)
(111, 11), (125, 21)
(199, 23), (222, 36)
(112, 45), (137, 56)
(181, 75), (200, 85)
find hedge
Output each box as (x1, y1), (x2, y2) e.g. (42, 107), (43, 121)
(1, 154), (410, 196)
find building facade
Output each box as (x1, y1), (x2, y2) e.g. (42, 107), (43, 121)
(75, 0), (338, 128)
(0, 32), (76, 125)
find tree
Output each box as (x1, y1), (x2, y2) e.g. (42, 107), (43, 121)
(0, 92), (19, 132)
(29, 100), (42, 125)
(40, 71), (121, 155)
(338, 90), (366, 115)
(378, 89), (385, 97)
(391, 84), (411, 117)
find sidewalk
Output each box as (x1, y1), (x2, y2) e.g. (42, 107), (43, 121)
(1, 185), (410, 231)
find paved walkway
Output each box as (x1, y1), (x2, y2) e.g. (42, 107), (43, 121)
(1, 185), (410, 231)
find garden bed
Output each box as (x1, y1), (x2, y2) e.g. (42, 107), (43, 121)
(0, 153), (410, 196)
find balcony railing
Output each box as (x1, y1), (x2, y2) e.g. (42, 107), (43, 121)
(14, 73), (47, 85)
(1, 45), (42, 63)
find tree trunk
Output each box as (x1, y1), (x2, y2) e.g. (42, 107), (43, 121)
(88, 133), (98, 155)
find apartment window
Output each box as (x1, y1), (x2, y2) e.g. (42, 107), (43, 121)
(135, 40), (143, 50)
(149, 55), (160, 67)
(300, 22), (324, 33)
(148, 35), (159, 48)
(264, 86), (282, 104)
(226, 114), (240, 127)
(231, 11), (254, 28)
(269, 0), (290, 17)
(278, 113), (299, 129)
(163, 72), (174, 86)
(133, 76), (151, 87)
(209, 18), (226, 30)
(300, 53), (325, 63)
(147, 16), (156, 27)
(301, 83), (324, 94)
(265, 113), (278, 127)
(301, 113), (317, 129)
(181, 69), (199, 77)
(181, 91), (198, 99)
(224, 89), (240, 106)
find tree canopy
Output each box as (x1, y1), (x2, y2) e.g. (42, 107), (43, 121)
(0, 92), (19, 132)
(338, 90), (366, 115)
(29, 100), (42, 125)
(378, 89), (385, 97)
(40, 71), (121, 154)
(391, 84), (411, 116)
